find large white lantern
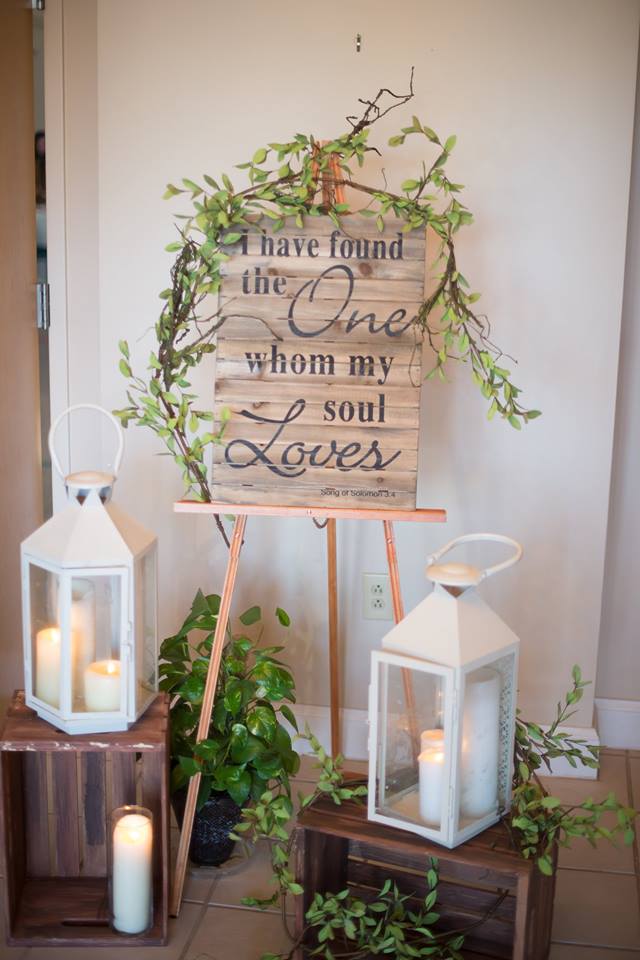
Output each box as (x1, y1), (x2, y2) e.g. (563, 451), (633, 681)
(21, 405), (158, 734)
(368, 534), (522, 848)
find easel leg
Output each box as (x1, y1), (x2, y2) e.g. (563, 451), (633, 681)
(170, 513), (247, 917)
(382, 520), (419, 750)
(327, 518), (340, 757)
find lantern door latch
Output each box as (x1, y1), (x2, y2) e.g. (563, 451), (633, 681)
(36, 282), (50, 331)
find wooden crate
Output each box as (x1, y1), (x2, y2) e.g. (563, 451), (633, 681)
(0, 690), (170, 947)
(292, 791), (556, 960)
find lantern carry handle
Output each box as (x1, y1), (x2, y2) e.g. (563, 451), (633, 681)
(426, 533), (523, 582)
(49, 403), (124, 480)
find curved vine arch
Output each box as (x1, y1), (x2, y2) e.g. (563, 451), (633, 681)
(115, 74), (539, 534)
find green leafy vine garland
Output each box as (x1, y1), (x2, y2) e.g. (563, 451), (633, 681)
(115, 76), (540, 524)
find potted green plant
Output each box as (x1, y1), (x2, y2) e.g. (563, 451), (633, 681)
(159, 588), (300, 866)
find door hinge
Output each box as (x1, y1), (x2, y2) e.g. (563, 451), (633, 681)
(32, 0), (45, 10)
(36, 282), (50, 331)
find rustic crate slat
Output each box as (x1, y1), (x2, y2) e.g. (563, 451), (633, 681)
(51, 753), (80, 877)
(0, 753), (25, 926)
(0, 691), (169, 947)
(23, 752), (49, 876)
(110, 752), (137, 809)
(80, 752), (107, 875)
(292, 793), (556, 960)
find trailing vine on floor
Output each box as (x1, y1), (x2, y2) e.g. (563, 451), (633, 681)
(229, 670), (635, 959)
(114, 73), (540, 515)
(511, 665), (636, 875)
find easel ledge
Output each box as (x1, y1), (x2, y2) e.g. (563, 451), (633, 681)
(174, 500), (447, 523)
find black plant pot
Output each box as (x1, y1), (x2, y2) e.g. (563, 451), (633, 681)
(172, 787), (241, 867)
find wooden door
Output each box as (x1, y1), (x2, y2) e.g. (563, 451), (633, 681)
(0, 2), (43, 707)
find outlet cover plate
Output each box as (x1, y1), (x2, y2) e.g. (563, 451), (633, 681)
(363, 573), (393, 621)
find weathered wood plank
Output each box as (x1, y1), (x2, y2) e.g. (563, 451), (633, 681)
(215, 400), (420, 430)
(216, 361), (420, 389)
(217, 337), (417, 364)
(221, 274), (425, 302)
(226, 229), (426, 260)
(51, 753), (80, 877)
(212, 481), (416, 511)
(80, 753), (106, 876)
(213, 443), (418, 472)
(110, 752), (137, 810)
(23, 752), (49, 876)
(229, 214), (424, 235)
(221, 255), (425, 281)
(216, 379), (420, 405)
(218, 420), (418, 447)
(218, 301), (424, 341)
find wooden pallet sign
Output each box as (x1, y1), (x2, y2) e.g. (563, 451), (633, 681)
(214, 217), (426, 509)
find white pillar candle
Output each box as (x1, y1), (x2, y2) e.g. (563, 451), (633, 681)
(71, 581), (96, 701)
(112, 813), (153, 934)
(35, 626), (61, 708)
(418, 747), (445, 825)
(460, 667), (501, 820)
(84, 659), (121, 712)
(420, 728), (444, 752)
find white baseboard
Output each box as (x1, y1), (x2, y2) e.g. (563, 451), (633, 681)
(596, 697), (640, 749)
(289, 704), (600, 779)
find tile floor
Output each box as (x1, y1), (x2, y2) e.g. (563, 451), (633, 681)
(1, 749), (639, 960)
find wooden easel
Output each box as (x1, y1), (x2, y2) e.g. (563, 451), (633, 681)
(170, 500), (446, 915)
(170, 154), (445, 915)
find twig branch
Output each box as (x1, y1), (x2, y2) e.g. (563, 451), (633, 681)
(346, 67), (415, 135)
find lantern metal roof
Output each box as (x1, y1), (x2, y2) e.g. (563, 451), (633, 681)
(383, 582), (520, 668)
(21, 492), (156, 567)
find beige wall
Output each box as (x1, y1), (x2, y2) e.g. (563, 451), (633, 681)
(597, 46), (640, 703)
(47, 0), (640, 726)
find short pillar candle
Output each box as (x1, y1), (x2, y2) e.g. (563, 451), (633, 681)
(84, 659), (121, 711)
(111, 805), (153, 935)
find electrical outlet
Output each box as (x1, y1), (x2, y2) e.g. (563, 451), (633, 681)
(363, 573), (393, 621)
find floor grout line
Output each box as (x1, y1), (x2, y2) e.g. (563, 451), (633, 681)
(177, 876), (219, 960)
(552, 940), (640, 952)
(556, 864), (636, 876)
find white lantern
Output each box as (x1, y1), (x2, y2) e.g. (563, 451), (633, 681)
(368, 533), (522, 848)
(21, 405), (158, 734)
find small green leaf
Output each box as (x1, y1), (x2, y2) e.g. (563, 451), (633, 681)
(239, 605), (261, 626)
(537, 855), (554, 876)
(275, 607), (290, 627)
(252, 147), (268, 165)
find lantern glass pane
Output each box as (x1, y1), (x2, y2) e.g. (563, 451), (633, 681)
(71, 573), (123, 713)
(376, 659), (448, 833)
(29, 563), (61, 709)
(455, 654), (515, 835)
(136, 549), (157, 712)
